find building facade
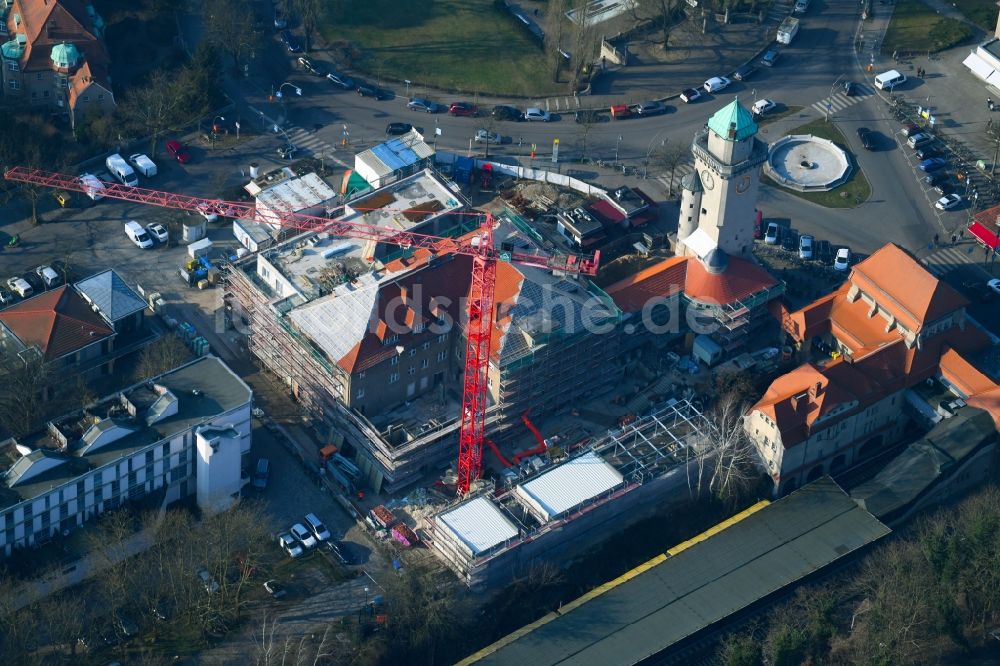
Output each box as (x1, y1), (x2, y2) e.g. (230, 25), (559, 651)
(747, 243), (1000, 495)
(0, 356), (252, 557)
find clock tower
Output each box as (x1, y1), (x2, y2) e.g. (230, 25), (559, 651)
(677, 98), (769, 259)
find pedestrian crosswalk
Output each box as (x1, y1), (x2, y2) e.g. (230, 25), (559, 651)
(284, 125), (349, 167)
(655, 160), (696, 195)
(809, 84), (875, 116)
(921, 244), (982, 276)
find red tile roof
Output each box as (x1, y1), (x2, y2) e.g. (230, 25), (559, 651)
(604, 257), (687, 312)
(849, 244), (968, 333)
(684, 255), (778, 305)
(0, 285), (113, 360)
(10, 0), (108, 72)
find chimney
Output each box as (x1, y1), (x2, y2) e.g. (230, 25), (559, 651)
(808, 380), (822, 400)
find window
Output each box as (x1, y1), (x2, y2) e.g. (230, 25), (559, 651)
(421, 358), (429, 369)
(36, 73), (42, 81)
(437, 334), (447, 344)
(8, 80), (19, 91)
(97, 94), (104, 101)
(437, 350), (447, 362)
(5, 61), (17, 72)
(390, 355), (399, 366)
(384, 334), (399, 346)
(82, 94), (89, 102)
(388, 372), (399, 384)
(408, 366), (416, 376)
(422, 341), (431, 351)
(162, 443), (170, 459)
(358, 371), (366, 380)
(408, 348), (416, 357)
(412, 323), (424, 333)
(355, 387), (365, 400)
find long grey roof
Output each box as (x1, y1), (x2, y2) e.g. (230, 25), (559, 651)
(461, 477), (890, 666)
(75, 269), (146, 322)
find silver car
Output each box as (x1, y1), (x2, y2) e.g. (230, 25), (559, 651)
(524, 107), (552, 122)
(407, 97), (441, 113)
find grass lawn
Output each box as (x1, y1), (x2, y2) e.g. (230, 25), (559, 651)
(755, 105), (804, 127)
(764, 119), (872, 209)
(319, 0), (559, 97)
(882, 0), (974, 54)
(952, 0), (1000, 30)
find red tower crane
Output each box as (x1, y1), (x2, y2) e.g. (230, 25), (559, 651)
(3, 166), (600, 494)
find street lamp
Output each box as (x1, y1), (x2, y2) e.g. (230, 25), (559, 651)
(404, 79), (411, 98)
(615, 134), (622, 166)
(826, 74), (845, 121)
(643, 130), (669, 180)
(275, 82), (302, 99)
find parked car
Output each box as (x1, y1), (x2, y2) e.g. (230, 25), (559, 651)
(635, 100), (667, 116)
(195, 568), (220, 594)
(933, 181), (953, 196)
(34, 265), (61, 288)
(703, 76), (731, 93)
(252, 458), (269, 490)
(988, 278), (1000, 295)
(448, 102), (478, 117)
(919, 157), (947, 172)
(834, 247), (851, 271)
(196, 203), (219, 223)
(278, 532), (304, 558)
(297, 56), (327, 77)
(901, 121), (920, 137)
(5, 277), (31, 298)
(326, 72), (355, 89)
(935, 193), (962, 210)
(280, 30), (302, 53)
(124, 221), (153, 249)
(574, 109), (606, 123)
(907, 133), (934, 149)
(761, 46), (781, 67)
(524, 107), (552, 122)
(145, 222), (169, 243)
(764, 222), (780, 245)
(798, 234), (814, 260)
(680, 88), (701, 103)
(264, 579), (287, 599)
(407, 97), (441, 113)
(0, 288), (13, 306)
(386, 122), (415, 136)
(843, 81), (857, 96)
(355, 82), (385, 99)
(304, 513), (332, 542)
(924, 172), (947, 187)
(474, 129), (503, 144)
(751, 98), (776, 116)
(492, 104), (523, 121)
(165, 140), (190, 164)
(733, 63), (757, 81)
(290, 523), (317, 549)
(857, 127), (875, 150)
(915, 147), (939, 160)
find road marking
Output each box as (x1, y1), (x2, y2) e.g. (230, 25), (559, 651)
(284, 126), (349, 167)
(921, 245), (984, 276)
(809, 84), (875, 115)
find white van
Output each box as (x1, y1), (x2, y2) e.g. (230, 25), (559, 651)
(129, 153), (157, 178)
(874, 69), (906, 90)
(124, 220), (154, 249)
(106, 154), (138, 186)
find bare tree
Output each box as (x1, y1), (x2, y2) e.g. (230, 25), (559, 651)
(544, 0), (570, 83)
(203, 0), (259, 71)
(120, 71), (187, 158)
(650, 141), (689, 197)
(134, 333), (193, 381)
(567, 0), (599, 92)
(576, 114), (597, 162)
(295, 0), (323, 53)
(0, 349), (52, 437)
(630, 0), (685, 52)
(688, 392), (760, 507)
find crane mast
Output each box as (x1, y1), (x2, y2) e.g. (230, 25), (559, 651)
(4, 166), (600, 495)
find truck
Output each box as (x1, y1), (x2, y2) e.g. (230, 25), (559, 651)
(776, 17), (799, 44)
(129, 153), (157, 177)
(105, 153), (138, 186)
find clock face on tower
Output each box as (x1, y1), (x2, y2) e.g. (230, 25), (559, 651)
(701, 170), (715, 190)
(736, 174), (752, 194)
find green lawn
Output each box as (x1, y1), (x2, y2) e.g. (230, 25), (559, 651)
(318, 0), (558, 96)
(882, 0), (974, 54)
(952, 0), (999, 30)
(764, 119), (872, 209)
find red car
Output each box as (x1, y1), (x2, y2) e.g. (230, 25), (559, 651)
(449, 102), (479, 117)
(165, 139), (191, 164)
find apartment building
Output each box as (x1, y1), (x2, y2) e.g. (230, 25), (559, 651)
(0, 356), (252, 556)
(747, 243), (1000, 495)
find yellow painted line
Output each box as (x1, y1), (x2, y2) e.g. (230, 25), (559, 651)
(459, 499), (772, 664)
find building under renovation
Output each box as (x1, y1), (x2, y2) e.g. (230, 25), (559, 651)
(427, 399), (717, 589)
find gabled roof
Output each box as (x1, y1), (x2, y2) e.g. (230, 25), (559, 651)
(706, 98), (758, 142)
(0, 285), (113, 360)
(75, 269), (146, 322)
(9, 0), (108, 72)
(849, 244), (967, 333)
(67, 60), (113, 109)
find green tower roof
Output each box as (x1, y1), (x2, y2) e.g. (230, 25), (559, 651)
(50, 42), (80, 69)
(706, 98), (757, 142)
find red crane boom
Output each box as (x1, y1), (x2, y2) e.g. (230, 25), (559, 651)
(3, 166), (600, 494)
